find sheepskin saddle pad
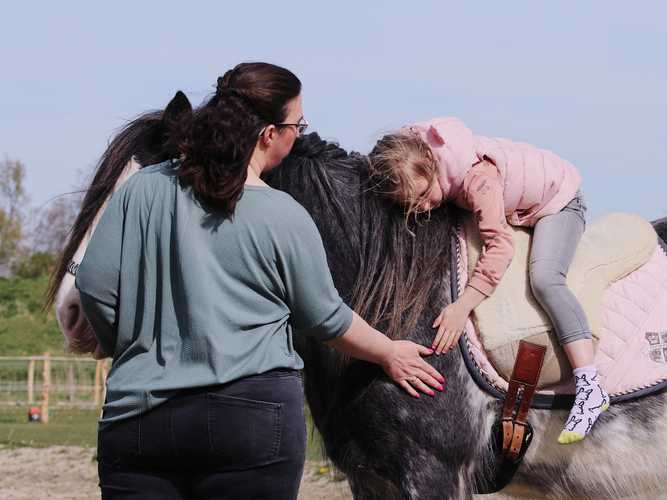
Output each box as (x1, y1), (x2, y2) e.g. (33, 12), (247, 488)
(455, 211), (667, 401)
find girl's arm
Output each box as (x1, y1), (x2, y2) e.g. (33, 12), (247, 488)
(460, 162), (515, 297)
(432, 162), (514, 353)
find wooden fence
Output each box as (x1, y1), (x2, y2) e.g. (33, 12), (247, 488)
(0, 353), (109, 424)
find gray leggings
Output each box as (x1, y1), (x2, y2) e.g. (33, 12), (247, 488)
(528, 190), (592, 345)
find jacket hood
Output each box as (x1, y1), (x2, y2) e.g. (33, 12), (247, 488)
(408, 117), (477, 198)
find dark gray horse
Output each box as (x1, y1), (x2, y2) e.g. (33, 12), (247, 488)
(48, 93), (667, 499)
(265, 133), (667, 500)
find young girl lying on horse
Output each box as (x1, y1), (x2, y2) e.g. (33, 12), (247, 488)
(369, 117), (609, 444)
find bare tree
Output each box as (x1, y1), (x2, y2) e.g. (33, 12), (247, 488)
(0, 157), (29, 265)
(28, 194), (83, 255)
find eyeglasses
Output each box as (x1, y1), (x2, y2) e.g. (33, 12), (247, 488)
(276, 117), (309, 135)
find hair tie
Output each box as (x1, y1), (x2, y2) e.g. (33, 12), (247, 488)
(216, 67), (238, 95)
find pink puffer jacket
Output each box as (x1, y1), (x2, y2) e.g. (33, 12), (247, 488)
(409, 117), (582, 227)
(408, 117), (583, 296)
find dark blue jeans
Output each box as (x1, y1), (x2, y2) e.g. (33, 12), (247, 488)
(97, 369), (306, 499)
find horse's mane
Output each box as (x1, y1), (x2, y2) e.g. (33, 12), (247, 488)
(268, 132), (454, 341)
(268, 134), (458, 477)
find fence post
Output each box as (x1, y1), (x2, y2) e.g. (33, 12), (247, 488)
(41, 352), (51, 424)
(27, 357), (35, 404)
(68, 363), (75, 402)
(100, 359), (109, 405)
(94, 360), (101, 405)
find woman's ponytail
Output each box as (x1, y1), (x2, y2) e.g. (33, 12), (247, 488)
(176, 89), (265, 215)
(175, 62), (301, 216)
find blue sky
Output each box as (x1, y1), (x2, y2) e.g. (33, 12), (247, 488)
(2, 1), (665, 221)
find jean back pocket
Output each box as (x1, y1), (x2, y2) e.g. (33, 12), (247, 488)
(97, 416), (141, 467)
(207, 393), (283, 468)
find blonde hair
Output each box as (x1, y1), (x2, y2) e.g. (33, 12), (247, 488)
(368, 130), (439, 222)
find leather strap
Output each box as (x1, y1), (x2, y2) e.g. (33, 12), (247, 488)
(500, 340), (546, 460)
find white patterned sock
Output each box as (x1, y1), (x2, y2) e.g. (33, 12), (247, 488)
(558, 365), (609, 444)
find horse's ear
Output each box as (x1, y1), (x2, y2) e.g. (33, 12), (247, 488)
(163, 91), (193, 125)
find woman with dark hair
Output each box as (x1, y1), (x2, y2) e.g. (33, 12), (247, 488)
(73, 62), (444, 499)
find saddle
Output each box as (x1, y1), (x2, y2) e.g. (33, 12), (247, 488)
(453, 211), (667, 407)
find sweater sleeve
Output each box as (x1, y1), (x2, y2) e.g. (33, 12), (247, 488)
(276, 203), (354, 342)
(78, 291), (117, 358)
(456, 162), (514, 297)
(74, 184), (127, 357)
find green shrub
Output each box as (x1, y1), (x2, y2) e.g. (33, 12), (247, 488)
(0, 276), (65, 355)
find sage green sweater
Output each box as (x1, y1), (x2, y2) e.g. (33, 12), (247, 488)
(75, 160), (353, 424)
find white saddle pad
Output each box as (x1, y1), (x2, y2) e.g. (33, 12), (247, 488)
(463, 212), (658, 385)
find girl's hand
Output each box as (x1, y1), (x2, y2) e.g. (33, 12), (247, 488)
(380, 341), (446, 399)
(432, 302), (471, 354)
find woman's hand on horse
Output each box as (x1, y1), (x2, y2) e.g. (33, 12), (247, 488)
(381, 340), (446, 398)
(325, 313), (444, 398)
(432, 301), (471, 355)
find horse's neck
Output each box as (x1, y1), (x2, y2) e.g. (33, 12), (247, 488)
(59, 157), (142, 302)
(86, 158), (141, 249)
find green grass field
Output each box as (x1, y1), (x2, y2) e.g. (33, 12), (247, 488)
(0, 275), (69, 356)
(0, 276), (98, 449)
(0, 408), (98, 449)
